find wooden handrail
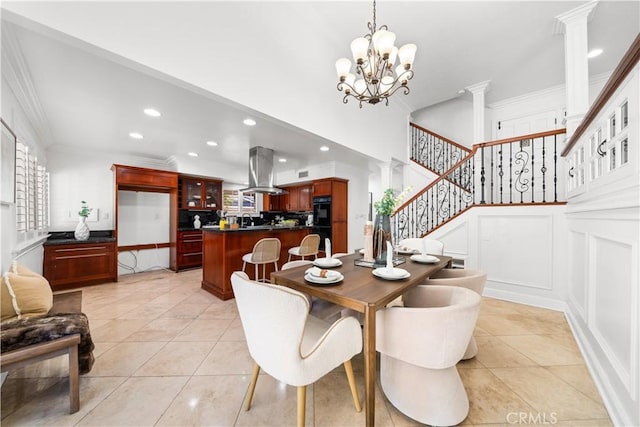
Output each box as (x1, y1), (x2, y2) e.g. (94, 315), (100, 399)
(476, 128), (567, 149)
(562, 33), (640, 156)
(410, 122), (472, 153)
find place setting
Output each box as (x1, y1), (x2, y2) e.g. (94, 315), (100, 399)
(372, 242), (411, 281)
(313, 238), (343, 268)
(304, 266), (344, 285)
(408, 239), (440, 264)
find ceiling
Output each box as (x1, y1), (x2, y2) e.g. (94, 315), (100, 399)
(2, 1), (638, 184)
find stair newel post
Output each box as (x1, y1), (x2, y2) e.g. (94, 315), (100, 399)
(553, 134), (558, 202)
(480, 145), (486, 204)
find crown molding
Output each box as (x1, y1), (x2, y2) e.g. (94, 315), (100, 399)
(1, 23), (55, 147)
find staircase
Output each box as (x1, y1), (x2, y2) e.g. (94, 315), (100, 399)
(393, 123), (567, 240)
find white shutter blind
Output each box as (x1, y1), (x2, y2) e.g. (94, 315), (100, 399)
(27, 150), (37, 230)
(14, 141), (49, 232)
(36, 166), (48, 229)
(15, 141), (27, 232)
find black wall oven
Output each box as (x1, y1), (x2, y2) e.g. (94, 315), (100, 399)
(312, 196), (332, 251)
(313, 196), (331, 226)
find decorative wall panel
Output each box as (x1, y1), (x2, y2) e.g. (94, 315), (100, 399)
(569, 230), (587, 320)
(592, 235), (635, 396)
(478, 215), (553, 290)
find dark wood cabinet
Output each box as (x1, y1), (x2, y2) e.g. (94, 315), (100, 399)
(298, 185), (312, 211)
(263, 184), (312, 212)
(312, 178), (348, 254)
(180, 176), (222, 210)
(177, 230), (203, 270)
(312, 180), (332, 196)
(43, 242), (117, 289)
(264, 193), (284, 211)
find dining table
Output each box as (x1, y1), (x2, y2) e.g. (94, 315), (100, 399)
(270, 252), (452, 427)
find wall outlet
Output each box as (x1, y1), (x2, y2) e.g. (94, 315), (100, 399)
(86, 209), (98, 222)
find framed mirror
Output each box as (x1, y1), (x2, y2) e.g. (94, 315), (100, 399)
(1, 118), (16, 205)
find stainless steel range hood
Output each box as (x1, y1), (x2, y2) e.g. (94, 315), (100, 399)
(239, 146), (286, 194)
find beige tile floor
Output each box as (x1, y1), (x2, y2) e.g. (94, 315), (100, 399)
(1, 269), (612, 426)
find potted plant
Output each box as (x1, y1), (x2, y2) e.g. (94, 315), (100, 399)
(74, 200), (92, 240)
(372, 187), (411, 264)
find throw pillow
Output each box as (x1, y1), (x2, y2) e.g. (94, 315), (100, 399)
(1, 272), (53, 321)
(9, 260), (41, 277)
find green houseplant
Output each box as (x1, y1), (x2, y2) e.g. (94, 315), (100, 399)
(372, 188), (411, 264)
(74, 201), (92, 241)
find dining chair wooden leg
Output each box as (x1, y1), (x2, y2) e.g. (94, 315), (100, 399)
(245, 363), (261, 411)
(344, 359), (361, 412)
(297, 386), (306, 427)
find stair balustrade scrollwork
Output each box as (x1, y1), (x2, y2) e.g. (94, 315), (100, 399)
(395, 126), (567, 239)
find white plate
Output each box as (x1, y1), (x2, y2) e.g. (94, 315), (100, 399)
(313, 258), (343, 268)
(372, 267), (411, 280)
(304, 272), (344, 285)
(410, 254), (440, 264)
(397, 248), (419, 255)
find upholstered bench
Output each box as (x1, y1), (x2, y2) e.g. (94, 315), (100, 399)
(1, 263), (95, 414)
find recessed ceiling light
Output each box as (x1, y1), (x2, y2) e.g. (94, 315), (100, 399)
(457, 89), (466, 95)
(587, 48), (603, 59)
(320, 146), (330, 152)
(188, 152), (198, 157)
(206, 141), (218, 147)
(144, 108), (161, 117)
(243, 118), (257, 126)
(279, 158), (287, 163)
(129, 132), (143, 139)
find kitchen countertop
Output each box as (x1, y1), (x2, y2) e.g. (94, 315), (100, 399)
(44, 230), (116, 246)
(202, 225), (311, 232)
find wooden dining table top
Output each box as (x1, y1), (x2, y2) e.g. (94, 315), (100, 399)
(270, 253), (453, 312)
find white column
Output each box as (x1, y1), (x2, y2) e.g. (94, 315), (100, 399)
(465, 80), (491, 144)
(378, 161), (392, 191)
(555, 1), (598, 137)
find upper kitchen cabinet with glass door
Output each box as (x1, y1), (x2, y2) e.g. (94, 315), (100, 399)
(179, 175), (222, 209)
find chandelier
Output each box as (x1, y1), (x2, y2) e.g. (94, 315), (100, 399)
(335, 0), (417, 108)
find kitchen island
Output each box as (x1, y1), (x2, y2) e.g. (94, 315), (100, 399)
(201, 225), (311, 300)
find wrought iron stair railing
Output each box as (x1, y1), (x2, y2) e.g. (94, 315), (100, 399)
(394, 126), (566, 240)
(410, 122), (472, 176)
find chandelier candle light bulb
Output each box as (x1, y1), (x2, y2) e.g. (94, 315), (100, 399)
(335, 0), (417, 107)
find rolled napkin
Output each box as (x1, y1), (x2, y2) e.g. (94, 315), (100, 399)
(325, 238), (332, 259)
(386, 241), (394, 274)
(306, 267), (340, 279)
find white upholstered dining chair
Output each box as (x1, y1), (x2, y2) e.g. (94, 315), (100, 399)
(376, 285), (481, 426)
(280, 260), (344, 322)
(424, 268), (487, 359)
(231, 271), (362, 427)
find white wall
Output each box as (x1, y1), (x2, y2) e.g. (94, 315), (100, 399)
(3, 2), (410, 166)
(117, 191), (170, 275)
(428, 204), (569, 310)
(412, 98), (476, 147)
(410, 74), (612, 149)
(562, 67), (640, 427)
(1, 72), (48, 274)
(46, 146), (175, 232)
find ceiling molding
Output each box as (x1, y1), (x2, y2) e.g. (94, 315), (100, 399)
(1, 22), (55, 146)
